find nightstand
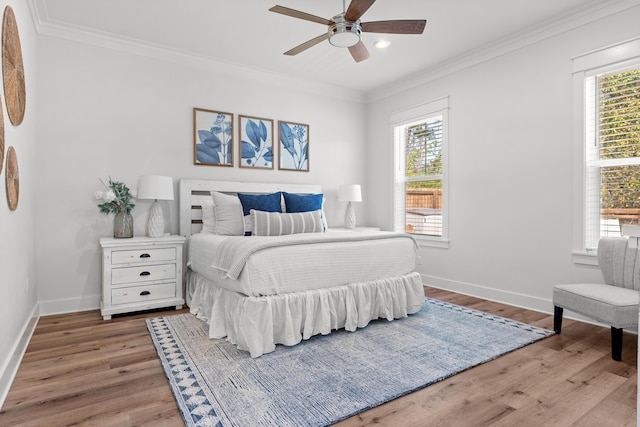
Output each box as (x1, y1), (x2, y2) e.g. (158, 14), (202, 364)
(100, 235), (186, 320)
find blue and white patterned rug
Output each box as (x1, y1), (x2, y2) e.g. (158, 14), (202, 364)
(146, 297), (553, 427)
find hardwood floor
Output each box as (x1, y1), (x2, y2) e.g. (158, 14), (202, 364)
(0, 287), (636, 426)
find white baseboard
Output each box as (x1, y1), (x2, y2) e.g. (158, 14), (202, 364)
(421, 273), (553, 314)
(0, 296), (100, 409)
(38, 295), (100, 316)
(0, 304), (40, 410)
(421, 273), (638, 333)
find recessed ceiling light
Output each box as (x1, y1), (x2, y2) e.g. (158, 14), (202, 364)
(374, 40), (391, 49)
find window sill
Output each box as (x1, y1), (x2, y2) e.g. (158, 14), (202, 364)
(413, 236), (449, 249)
(572, 251), (598, 266)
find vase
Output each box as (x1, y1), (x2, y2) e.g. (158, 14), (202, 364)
(114, 211), (133, 238)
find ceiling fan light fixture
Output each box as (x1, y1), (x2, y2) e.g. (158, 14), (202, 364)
(328, 16), (361, 48)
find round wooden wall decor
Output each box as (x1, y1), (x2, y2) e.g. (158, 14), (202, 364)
(2, 6), (25, 126)
(0, 104), (4, 174)
(6, 145), (18, 210)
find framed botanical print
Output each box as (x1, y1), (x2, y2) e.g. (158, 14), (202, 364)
(193, 108), (233, 166)
(239, 115), (274, 169)
(278, 120), (309, 172)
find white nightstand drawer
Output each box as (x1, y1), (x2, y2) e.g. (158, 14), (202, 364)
(111, 283), (176, 305)
(111, 247), (176, 265)
(111, 264), (176, 285)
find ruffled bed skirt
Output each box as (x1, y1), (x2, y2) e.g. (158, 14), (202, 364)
(187, 270), (426, 357)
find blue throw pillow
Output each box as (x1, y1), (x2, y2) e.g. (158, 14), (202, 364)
(283, 192), (323, 213)
(237, 192), (282, 235)
(283, 192), (327, 231)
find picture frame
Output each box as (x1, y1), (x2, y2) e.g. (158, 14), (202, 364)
(239, 115), (274, 169)
(278, 120), (309, 172)
(193, 108), (234, 167)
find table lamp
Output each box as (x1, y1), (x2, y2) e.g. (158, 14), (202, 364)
(338, 184), (362, 229)
(136, 175), (174, 238)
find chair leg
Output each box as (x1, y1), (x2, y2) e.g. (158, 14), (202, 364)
(553, 306), (563, 333)
(611, 327), (623, 361)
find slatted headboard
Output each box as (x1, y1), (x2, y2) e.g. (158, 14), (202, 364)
(179, 179), (323, 238)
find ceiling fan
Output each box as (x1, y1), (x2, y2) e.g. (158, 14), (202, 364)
(269, 0), (426, 63)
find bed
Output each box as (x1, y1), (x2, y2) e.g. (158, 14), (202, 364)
(180, 179), (425, 357)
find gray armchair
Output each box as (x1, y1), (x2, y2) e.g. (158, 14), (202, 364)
(553, 237), (639, 361)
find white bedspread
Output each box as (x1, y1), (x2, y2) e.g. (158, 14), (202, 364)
(211, 231), (417, 279)
(188, 231), (418, 297)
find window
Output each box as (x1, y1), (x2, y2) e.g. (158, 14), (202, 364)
(585, 67), (640, 250)
(573, 38), (640, 258)
(392, 98), (448, 245)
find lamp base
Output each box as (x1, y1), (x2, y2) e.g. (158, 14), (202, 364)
(344, 201), (356, 229)
(147, 200), (165, 238)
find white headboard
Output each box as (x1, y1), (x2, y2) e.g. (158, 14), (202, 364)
(179, 179), (323, 238)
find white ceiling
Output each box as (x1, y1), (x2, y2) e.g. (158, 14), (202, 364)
(31, 0), (636, 96)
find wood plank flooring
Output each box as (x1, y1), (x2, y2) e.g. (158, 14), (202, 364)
(0, 287), (636, 426)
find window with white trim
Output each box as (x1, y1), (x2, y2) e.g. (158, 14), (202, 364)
(392, 98), (449, 243)
(585, 66), (640, 250)
(573, 37), (640, 254)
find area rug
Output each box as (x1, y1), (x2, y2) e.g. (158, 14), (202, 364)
(146, 298), (553, 427)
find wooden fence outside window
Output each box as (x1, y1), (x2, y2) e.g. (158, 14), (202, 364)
(405, 189), (639, 234)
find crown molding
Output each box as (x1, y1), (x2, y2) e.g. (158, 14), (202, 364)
(27, 0), (637, 105)
(27, 0), (367, 104)
(366, 0), (639, 103)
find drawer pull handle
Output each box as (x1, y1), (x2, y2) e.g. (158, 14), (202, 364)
(140, 253), (151, 258)
(139, 271), (151, 277)
(140, 291), (151, 296)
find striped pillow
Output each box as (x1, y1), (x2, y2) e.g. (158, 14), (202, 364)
(251, 209), (324, 236)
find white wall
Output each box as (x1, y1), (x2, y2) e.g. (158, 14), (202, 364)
(0, 0), (38, 404)
(0, 0), (636, 411)
(366, 7), (640, 311)
(33, 5), (640, 317)
(35, 36), (367, 314)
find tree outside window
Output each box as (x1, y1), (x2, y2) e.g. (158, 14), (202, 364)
(403, 116), (444, 236)
(586, 67), (640, 248)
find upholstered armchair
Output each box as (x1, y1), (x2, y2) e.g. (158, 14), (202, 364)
(553, 237), (639, 361)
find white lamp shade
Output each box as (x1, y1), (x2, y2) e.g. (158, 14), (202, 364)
(338, 184), (362, 202)
(136, 175), (174, 201)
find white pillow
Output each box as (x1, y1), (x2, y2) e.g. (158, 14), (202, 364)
(200, 199), (216, 234)
(210, 192), (244, 236)
(251, 209), (324, 236)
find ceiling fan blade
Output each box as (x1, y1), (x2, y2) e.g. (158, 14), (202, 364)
(361, 20), (426, 34)
(345, 0), (376, 22)
(348, 40), (370, 63)
(269, 5), (333, 25)
(284, 33), (330, 56)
